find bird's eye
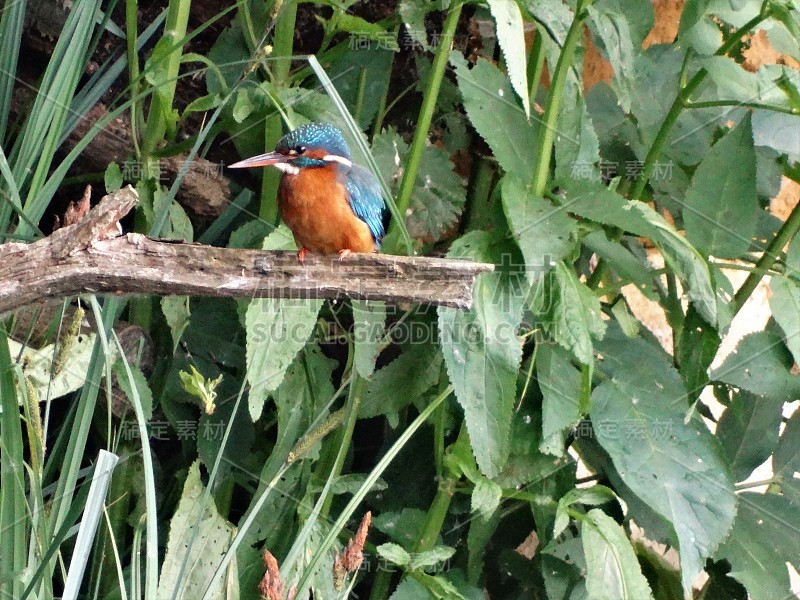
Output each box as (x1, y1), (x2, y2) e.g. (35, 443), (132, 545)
(296, 146), (306, 154)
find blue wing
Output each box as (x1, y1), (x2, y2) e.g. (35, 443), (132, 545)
(342, 164), (390, 246)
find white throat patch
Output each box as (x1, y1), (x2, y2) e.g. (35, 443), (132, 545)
(274, 162), (301, 175)
(322, 155), (353, 168)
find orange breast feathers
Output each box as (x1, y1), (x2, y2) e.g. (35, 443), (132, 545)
(277, 164), (377, 255)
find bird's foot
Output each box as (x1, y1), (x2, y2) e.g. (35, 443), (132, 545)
(297, 247), (309, 263)
(338, 249), (352, 260)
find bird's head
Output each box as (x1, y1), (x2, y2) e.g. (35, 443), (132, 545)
(229, 122), (353, 174)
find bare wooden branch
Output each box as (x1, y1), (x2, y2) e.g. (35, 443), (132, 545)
(1, 187), (493, 314)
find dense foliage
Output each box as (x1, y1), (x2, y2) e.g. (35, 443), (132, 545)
(2, 0), (800, 598)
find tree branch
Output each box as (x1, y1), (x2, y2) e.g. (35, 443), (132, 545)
(1, 187), (493, 313)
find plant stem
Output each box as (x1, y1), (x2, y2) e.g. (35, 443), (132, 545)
(684, 99), (800, 114)
(259, 0), (297, 224)
(126, 0), (141, 158)
(387, 2), (463, 250)
(530, 0), (591, 196)
(733, 191), (800, 315)
(631, 8), (772, 201)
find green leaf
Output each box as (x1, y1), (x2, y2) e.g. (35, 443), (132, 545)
(554, 83), (601, 181)
(582, 509), (654, 600)
(773, 409), (800, 501)
(113, 360), (153, 421)
(554, 485), (618, 539)
(161, 296), (190, 352)
(717, 390), (782, 482)
(537, 343), (582, 456)
(390, 577), (433, 600)
(352, 300), (386, 379)
(587, 5), (636, 112)
(769, 275), (800, 366)
(359, 343), (443, 425)
(378, 542), (412, 567)
(531, 261), (606, 365)
(415, 573), (468, 600)
(683, 114), (758, 259)
(501, 174), (577, 280)
(560, 180), (717, 324)
(592, 334), (736, 595)
(711, 331), (800, 399)
(327, 45), (394, 128)
(409, 546), (457, 571)
(677, 306), (722, 401)
(715, 492), (800, 600)
(752, 109), (800, 163)
(245, 228), (322, 421)
(487, 0), (530, 117)
(398, 0), (434, 51)
(179, 364), (223, 415)
(471, 477), (502, 517)
(372, 128), (466, 242)
(104, 162), (123, 193)
(439, 231), (525, 477)
(232, 88), (254, 123)
(156, 461), (237, 599)
(451, 52), (538, 176)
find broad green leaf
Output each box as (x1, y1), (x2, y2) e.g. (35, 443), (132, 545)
(560, 180), (717, 324)
(592, 334), (736, 595)
(114, 360), (153, 421)
(359, 343), (443, 425)
(773, 410), (800, 501)
(439, 231), (525, 477)
(156, 461), (237, 599)
(554, 83), (601, 181)
(378, 543), (412, 567)
(398, 0), (435, 51)
(711, 331), (800, 400)
(554, 485), (618, 539)
(677, 306), (722, 401)
(683, 114), (758, 259)
(530, 261), (606, 365)
(353, 300), (386, 379)
(582, 232), (658, 299)
(752, 109), (800, 163)
(716, 492), (800, 600)
(409, 546), (457, 571)
(587, 6), (636, 111)
(537, 343), (582, 456)
(471, 477), (502, 517)
(104, 162), (123, 193)
(415, 573), (468, 600)
(501, 174), (577, 280)
(582, 509), (654, 600)
(390, 577), (433, 600)
(372, 128), (466, 242)
(451, 52), (537, 176)
(717, 390), (782, 482)
(488, 0), (530, 118)
(769, 275), (800, 366)
(162, 296), (190, 352)
(245, 228), (323, 421)
(327, 45), (394, 128)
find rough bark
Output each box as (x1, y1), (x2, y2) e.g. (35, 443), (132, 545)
(0, 187), (493, 314)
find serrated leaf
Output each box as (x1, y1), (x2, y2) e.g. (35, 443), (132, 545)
(113, 360), (153, 421)
(554, 83), (600, 181)
(531, 261), (606, 365)
(161, 296), (190, 352)
(774, 410), (800, 501)
(451, 52), (537, 176)
(409, 546), (457, 571)
(711, 331), (800, 399)
(501, 174), (577, 281)
(488, 0), (530, 117)
(683, 114), (758, 259)
(156, 461), (236, 599)
(715, 492), (800, 600)
(245, 228), (322, 421)
(591, 335), (736, 595)
(378, 543), (412, 567)
(359, 343), (443, 424)
(399, 0), (434, 51)
(587, 6), (636, 112)
(439, 231), (525, 477)
(554, 485), (618, 540)
(353, 300), (385, 379)
(537, 343), (582, 456)
(717, 390), (782, 482)
(471, 477), (502, 517)
(582, 509), (654, 600)
(104, 162), (122, 193)
(769, 275), (800, 366)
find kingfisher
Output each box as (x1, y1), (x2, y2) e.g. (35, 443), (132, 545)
(229, 122), (389, 262)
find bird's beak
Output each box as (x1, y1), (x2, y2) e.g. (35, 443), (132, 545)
(228, 151), (294, 169)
